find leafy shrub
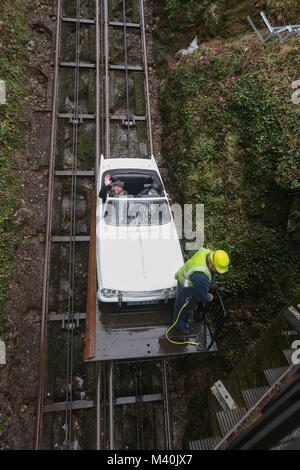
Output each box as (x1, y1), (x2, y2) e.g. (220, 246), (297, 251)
(159, 37), (300, 315)
(0, 1), (29, 333)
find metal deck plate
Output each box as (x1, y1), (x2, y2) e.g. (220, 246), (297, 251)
(85, 301), (217, 362)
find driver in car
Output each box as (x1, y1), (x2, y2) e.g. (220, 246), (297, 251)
(137, 182), (161, 197)
(99, 173), (128, 201)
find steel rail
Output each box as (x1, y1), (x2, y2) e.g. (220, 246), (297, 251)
(162, 359), (172, 449)
(99, 0), (105, 157)
(103, 360), (109, 449)
(95, 0), (101, 176)
(103, 0), (110, 158)
(138, 363), (145, 448)
(63, 0), (82, 449)
(95, 0), (102, 451)
(135, 362), (145, 449)
(139, 0), (153, 157)
(122, 0), (131, 155)
(34, 0), (62, 450)
(96, 362), (101, 449)
(108, 360), (114, 449)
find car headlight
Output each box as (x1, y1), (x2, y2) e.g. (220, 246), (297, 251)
(101, 289), (119, 297)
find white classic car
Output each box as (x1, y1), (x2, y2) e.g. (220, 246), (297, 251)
(96, 155), (184, 305)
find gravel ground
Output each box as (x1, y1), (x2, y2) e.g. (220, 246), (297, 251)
(0, 0), (54, 450)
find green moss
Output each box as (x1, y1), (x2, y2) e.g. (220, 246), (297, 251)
(152, 0), (300, 79)
(159, 35), (300, 363)
(109, 28), (115, 63)
(131, 0), (140, 23)
(108, 0), (113, 18)
(0, 0), (29, 337)
(133, 72), (147, 142)
(266, 0), (300, 24)
(82, 25), (96, 63)
(134, 72), (146, 115)
(87, 69), (95, 115)
(77, 128), (95, 170)
(154, 0), (300, 445)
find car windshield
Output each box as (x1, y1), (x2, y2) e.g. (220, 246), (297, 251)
(103, 198), (171, 226)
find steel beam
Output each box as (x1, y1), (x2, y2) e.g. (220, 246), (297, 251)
(63, 17), (95, 24)
(43, 400), (94, 413)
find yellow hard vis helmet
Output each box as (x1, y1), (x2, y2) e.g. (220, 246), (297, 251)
(210, 250), (229, 274)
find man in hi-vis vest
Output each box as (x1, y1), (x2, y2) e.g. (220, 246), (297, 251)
(172, 248), (229, 335)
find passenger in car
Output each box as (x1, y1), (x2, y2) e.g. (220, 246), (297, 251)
(137, 182), (161, 197)
(99, 173), (128, 201)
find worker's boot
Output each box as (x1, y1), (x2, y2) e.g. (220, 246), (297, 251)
(174, 324), (190, 335)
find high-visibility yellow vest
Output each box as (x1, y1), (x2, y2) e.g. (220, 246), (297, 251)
(175, 248), (212, 288)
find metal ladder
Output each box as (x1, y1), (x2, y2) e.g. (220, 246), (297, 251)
(189, 305), (300, 450)
(247, 11), (300, 44)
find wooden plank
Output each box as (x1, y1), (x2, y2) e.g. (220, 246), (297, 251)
(84, 189), (97, 359)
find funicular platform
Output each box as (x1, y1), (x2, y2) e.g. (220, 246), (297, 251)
(84, 192), (218, 363)
(85, 299), (217, 362)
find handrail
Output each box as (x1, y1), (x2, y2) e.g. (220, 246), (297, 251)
(196, 289), (230, 351)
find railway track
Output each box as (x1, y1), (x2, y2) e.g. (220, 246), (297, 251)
(98, 359), (172, 450)
(35, 0), (100, 450)
(34, 0), (175, 450)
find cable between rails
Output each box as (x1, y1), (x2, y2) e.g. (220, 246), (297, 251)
(64, 0), (81, 449)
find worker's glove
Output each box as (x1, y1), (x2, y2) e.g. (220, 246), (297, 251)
(211, 284), (218, 295)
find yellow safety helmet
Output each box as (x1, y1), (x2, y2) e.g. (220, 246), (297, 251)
(210, 250), (229, 273)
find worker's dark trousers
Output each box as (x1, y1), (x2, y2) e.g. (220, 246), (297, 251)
(173, 282), (198, 329)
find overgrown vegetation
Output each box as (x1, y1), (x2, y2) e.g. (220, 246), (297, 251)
(0, 1), (29, 336)
(155, 2), (300, 365)
(163, 0), (300, 28)
(153, 0), (300, 75)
